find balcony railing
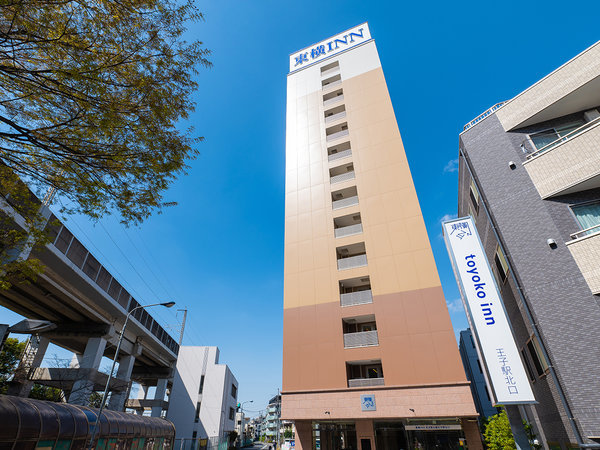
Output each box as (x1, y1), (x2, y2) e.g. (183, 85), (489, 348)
(526, 116), (600, 159)
(326, 129), (349, 142)
(328, 148), (352, 162)
(324, 95), (344, 107)
(330, 171), (355, 184)
(323, 80), (342, 91)
(344, 330), (378, 348)
(332, 196), (359, 210)
(571, 223), (600, 240)
(348, 378), (384, 388)
(321, 67), (340, 77)
(325, 111), (347, 123)
(462, 102), (506, 132)
(340, 289), (372, 307)
(337, 254), (367, 270)
(335, 223), (363, 238)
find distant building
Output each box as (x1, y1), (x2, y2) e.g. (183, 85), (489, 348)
(265, 395), (280, 441)
(167, 346), (238, 445)
(458, 39), (600, 448)
(458, 329), (499, 420)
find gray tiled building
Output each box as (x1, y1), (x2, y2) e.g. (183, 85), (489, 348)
(458, 41), (600, 450)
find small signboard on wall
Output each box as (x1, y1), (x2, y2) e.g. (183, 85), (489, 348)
(360, 394), (376, 411)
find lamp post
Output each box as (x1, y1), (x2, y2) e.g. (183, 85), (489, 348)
(87, 301), (175, 450)
(238, 401), (253, 447)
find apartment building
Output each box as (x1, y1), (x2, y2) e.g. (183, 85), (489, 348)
(458, 41), (600, 449)
(282, 23), (481, 450)
(167, 347), (238, 448)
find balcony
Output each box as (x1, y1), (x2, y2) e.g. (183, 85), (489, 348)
(332, 186), (359, 210)
(326, 122), (349, 142)
(325, 105), (347, 124)
(322, 74), (342, 91)
(330, 162), (355, 185)
(334, 212), (362, 238)
(321, 63), (340, 78)
(566, 226), (600, 294)
(337, 242), (367, 270)
(343, 315), (378, 348)
(328, 141), (352, 162)
(523, 116), (600, 198)
(346, 360), (384, 388)
(323, 88), (344, 107)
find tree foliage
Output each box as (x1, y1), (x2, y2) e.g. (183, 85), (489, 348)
(484, 410), (516, 450)
(0, 0), (210, 285)
(29, 383), (65, 402)
(0, 337), (26, 393)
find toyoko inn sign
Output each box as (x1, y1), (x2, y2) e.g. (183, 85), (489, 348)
(289, 23), (372, 73)
(443, 217), (535, 405)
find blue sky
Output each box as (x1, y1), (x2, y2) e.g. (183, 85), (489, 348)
(2, 0), (600, 417)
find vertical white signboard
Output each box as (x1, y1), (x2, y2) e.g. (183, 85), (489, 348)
(443, 217), (535, 405)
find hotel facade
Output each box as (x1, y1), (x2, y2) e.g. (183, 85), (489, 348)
(281, 24), (481, 450)
(458, 41), (600, 449)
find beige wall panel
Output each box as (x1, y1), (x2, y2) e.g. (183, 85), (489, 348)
(282, 385), (477, 420)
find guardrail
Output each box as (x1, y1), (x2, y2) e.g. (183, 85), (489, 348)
(570, 223), (600, 240)
(525, 116), (600, 159)
(337, 254), (367, 270)
(324, 95), (344, 107)
(323, 80), (342, 91)
(326, 129), (349, 142)
(332, 196), (359, 210)
(329, 148), (352, 162)
(344, 330), (378, 348)
(340, 289), (373, 307)
(330, 171), (355, 184)
(335, 223), (362, 238)
(348, 378), (384, 388)
(325, 111), (347, 123)
(463, 102), (506, 131)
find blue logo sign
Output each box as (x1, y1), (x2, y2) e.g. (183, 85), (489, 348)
(294, 29), (365, 67)
(360, 394), (376, 411)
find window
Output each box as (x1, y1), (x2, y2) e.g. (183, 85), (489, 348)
(198, 375), (205, 394)
(526, 335), (549, 377)
(571, 201), (600, 235)
(194, 402), (201, 422)
(529, 121), (584, 151)
(231, 383), (237, 399)
(192, 431), (197, 440)
(476, 359), (483, 374)
(494, 245), (509, 284)
(469, 178), (479, 214)
(521, 348), (536, 382)
(229, 407), (235, 421)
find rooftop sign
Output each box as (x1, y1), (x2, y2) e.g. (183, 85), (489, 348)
(443, 216), (535, 405)
(289, 23), (372, 73)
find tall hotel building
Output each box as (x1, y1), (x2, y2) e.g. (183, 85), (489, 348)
(282, 24), (481, 450)
(458, 41), (600, 449)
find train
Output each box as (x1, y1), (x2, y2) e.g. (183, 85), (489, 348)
(0, 395), (175, 450)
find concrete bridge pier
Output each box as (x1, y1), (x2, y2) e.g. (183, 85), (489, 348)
(151, 378), (169, 417)
(107, 352), (137, 411)
(68, 336), (106, 405)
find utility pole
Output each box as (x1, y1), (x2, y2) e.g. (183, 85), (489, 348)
(177, 309), (187, 346)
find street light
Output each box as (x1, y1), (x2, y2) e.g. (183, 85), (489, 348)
(87, 301), (175, 450)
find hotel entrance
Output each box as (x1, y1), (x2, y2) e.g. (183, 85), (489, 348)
(312, 423), (357, 450)
(374, 421), (466, 450)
